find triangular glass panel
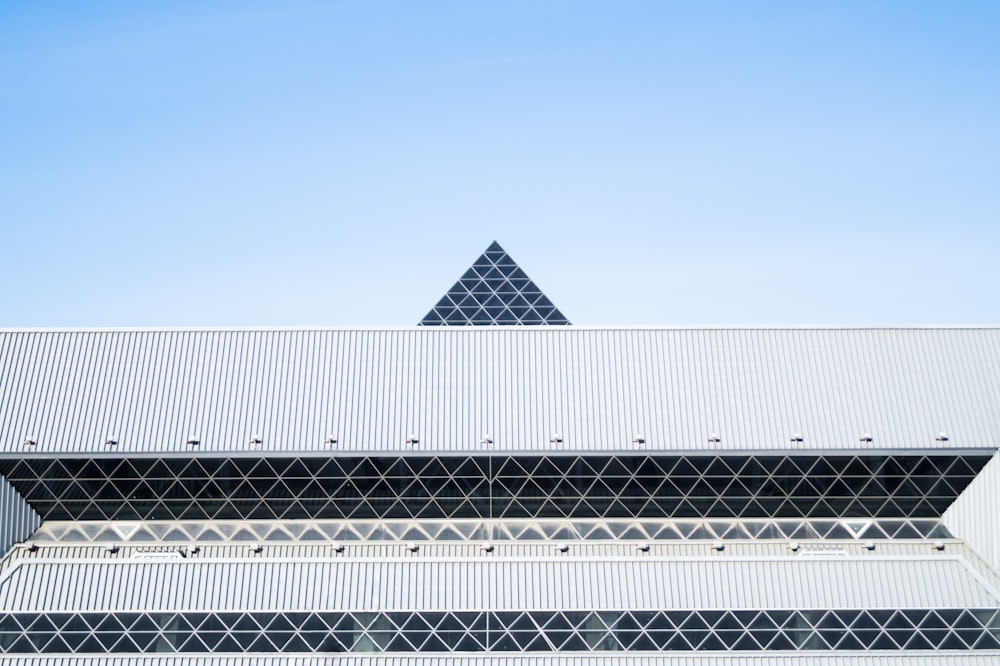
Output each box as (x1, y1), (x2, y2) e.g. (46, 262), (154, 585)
(938, 630), (970, 649)
(483, 268), (504, 282)
(444, 309), (468, 324)
(683, 523), (716, 539)
(25, 615), (59, 636)
(714, 522), (751, 539)
(972, 632), (1000, 649)
(696, 632), (727, 650)
(928, 521), (954, 539)
(788, 522), (821, 539)
(419, 242), (570, 325)
(665, 457), (698, 476)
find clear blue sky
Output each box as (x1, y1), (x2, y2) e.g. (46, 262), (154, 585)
(2, 1), (998, 327)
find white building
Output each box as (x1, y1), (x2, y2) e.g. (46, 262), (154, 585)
(1, 242), (999, 665)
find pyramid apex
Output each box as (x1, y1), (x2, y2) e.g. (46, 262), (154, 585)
(419, 242), (570, 326)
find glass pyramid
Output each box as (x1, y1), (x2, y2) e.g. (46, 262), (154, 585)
(420, 241), (571, 326)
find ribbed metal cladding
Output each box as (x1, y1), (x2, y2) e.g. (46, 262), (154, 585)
(15, 540), (997, 567)
(1, 327), (999, 454)
(3, 655), (1000, 665)
(0, 557), (995, 612)
(945, 450), (1000, 572)
(0, 475), (39, 556)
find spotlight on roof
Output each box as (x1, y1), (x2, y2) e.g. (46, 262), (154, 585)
(186, 436), (200, 446)
(248, 434), (263, 446)
(556, 543), (569, 553)
(22, 437), (37, 447)
(789, 433), (803, 443)
(331, 542), (345, 553)
(186, 544), (200, 554)
(935, 432), (949, 442)
(324, 434), (338, 445)
(406, 542), (419, 552)
(712, 541), (725, 551)
(406, 434), (419, 445)
(106, 544), (119, 553)
(788, 542), (801, 552)
(636, 542), (650, 552)
(933, 541), (945, 551)
(708, 433), (721, 444)
(480, 543), (494, 553)
(27, 542), (39, 553)
(632, 435), (645, 446)
(859, 434), (873, 443)
(248, 544), (262, 553)
(104, 438), (119, 447)
(480, 434), (493, 445)
(863, 541), (875, 551)
(549, 433), (563, 444)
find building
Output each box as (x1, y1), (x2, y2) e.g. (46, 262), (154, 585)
(1, 242), (999, 665)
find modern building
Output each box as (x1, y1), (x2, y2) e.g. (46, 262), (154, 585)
(1, 241), (999, 666)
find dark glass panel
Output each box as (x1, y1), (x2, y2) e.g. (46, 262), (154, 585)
(0, 460), (30, 479)
(267, 631), (296, 650)
(6, 450), (988, 521)
(689, 632), (723, 650)
(973, 633), (1000, 649)
(245, 634), (279, 652)
(76, 459), (110, 479)
(5, 635), (38, 653)
(907, 457), (943, 476)
(203, 634), (240, 652)
(27, 631), (57, 652)
(225, 630), (256, 651)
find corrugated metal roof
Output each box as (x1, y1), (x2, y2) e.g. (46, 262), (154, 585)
(4, 655), (1000, 665)
(1, 554), (995, 612)
(2, 327), (998, 455)
(10, 540), (1000, 612)
(7, 539), (987, 560)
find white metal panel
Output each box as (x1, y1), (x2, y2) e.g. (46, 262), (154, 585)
(0, 556), (994, 612)
(945, 450), (1000, 573)
(0, 475), (39, 556)
(1, 327), (998, 455)
(13, 538), (996, 571)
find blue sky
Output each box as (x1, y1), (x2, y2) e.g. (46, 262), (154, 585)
(2, 1), (998, 326)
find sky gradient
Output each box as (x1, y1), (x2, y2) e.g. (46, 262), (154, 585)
(2, 1), (998, 327)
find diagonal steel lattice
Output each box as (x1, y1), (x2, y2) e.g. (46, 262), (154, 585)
(0, 454), (985, 521)
(420, 241), (570, 325)
(29, 516), (952, 544)
(2, 608), (1000, 653)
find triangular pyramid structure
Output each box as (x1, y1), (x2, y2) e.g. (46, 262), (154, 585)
(420, 241), (571, 326)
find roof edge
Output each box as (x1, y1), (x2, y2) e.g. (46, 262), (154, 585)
(2, 325), (1000, 334)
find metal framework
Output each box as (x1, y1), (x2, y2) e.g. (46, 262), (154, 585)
(2, 608), (1000, 654)
(420, 242), (570, 326)
(0, 454), (986, 521)
(28, 517), (952, 544)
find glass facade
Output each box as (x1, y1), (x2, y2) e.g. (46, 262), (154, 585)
(2, 609), (999, 653)
(420, 241), (571, 325)
(0, 454), (987, 522)
(29, 517), (953, 544)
